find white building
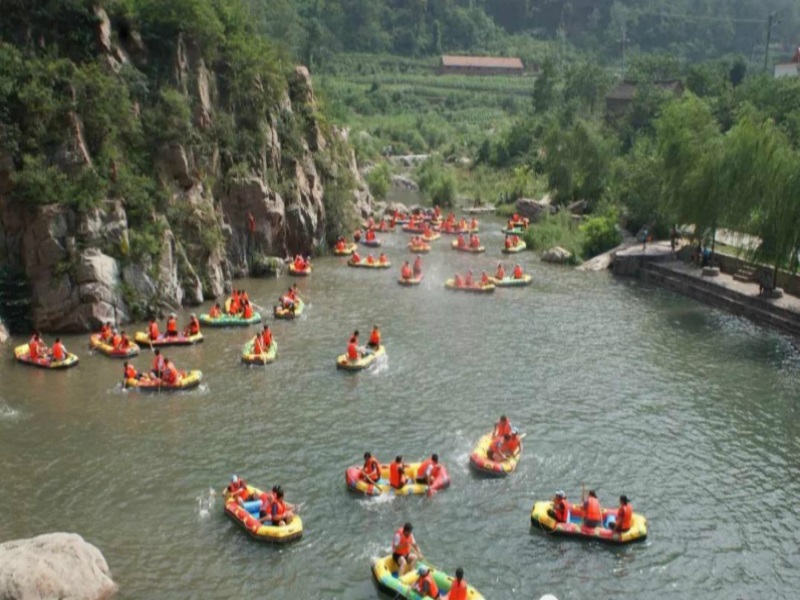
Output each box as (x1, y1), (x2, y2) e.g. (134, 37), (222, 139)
(775, 47), (800, 78)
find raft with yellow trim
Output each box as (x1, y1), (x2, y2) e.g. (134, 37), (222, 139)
(422, 232), (441, 242)
(124, 369), (202, 391)
(274, 298), (304, 320)
(345, 461), (449, 496)
(134, 331), (204, 347)
(241, 339), (277, 365)
(408, 242), (431, 253)
(469, 433), (522, 477)
(336, 345), (385, 370)
(333, 243), (357, 256)
(502, 239), (527, 254)
(372, 555), (484, 600)
(200, 300), (261, 327)
(451, 240), (485, 253)
(491, 275), (532, 288)
(360, 238), (382, 248)
(398, 274), (423, 287)
(89, 334), (140, 358)
(530, 501), (648, 544)
(224, 485), (303, 544)
(14, 344), (79, 370)
(444, 279), (496, 294)
(347, 258), (391, 269)
(288, 263), (312, 276)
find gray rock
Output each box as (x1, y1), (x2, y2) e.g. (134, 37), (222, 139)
(159, 143), (194, 189)
(541, 246), (574, 264)
(516, 197), (555, 223)
(391, 175), (419, 191)
(76, 249), (119, 286)
(0, 532), (117, 600)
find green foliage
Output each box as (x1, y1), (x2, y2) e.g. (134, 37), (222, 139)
(415, 157), (456, 207)
(580, 207), (623, 258)
(365, 162), (391, 200)
(523, 212), (583, 264)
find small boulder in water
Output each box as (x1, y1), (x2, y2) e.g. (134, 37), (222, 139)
(541, 246), (574, 265)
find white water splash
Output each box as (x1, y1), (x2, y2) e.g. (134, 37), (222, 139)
(0, 403), (21, 422)
(358, 492), (395, 509)
(196, 487), (216, 519)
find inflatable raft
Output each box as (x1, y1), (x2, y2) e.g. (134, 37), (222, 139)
(398, 274), (423, 287)
(224, 486), (303, 544)
(347, 258), (391, 269)
(241, 339), (277, 365)
(502, 239), (527, 254)
(444, 279), (496, 294)
(200, 303), (261, 327)
(89, 334), (140, 358)
(360, 238), (382, 248)
(333, 243), (357, 256)
(422, 232), (441, 242)
(530, 501), (648, 544)
(469, 433), (522, 476)
(14, 344), (79, 370)
(274, 299), (305, 320)
(451, 240), (485, 254)
(336, 345), (385, 371)
(288, 263), (311, 276)
(440, 227), (470, 236)
(408, 242), (431, 253)
(345, 461), (449, 496)
(124, 369), (203, 391)
(372, 555), (484, 600)
(134, 331), (204, 347)
(491, 275), (532, 288)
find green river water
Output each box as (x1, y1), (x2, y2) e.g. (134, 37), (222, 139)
(1, 217), (799, 599)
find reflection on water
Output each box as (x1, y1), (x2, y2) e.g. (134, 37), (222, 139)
(1, 217), (799, 599)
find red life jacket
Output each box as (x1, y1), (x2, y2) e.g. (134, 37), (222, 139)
(363, 457), (380, 480)
(263, 330), (273, 347)
(514, 266), (523, 279)
(152, 355), (165, 373)
(111, 335), (122, 348)
(369, 330), (380, 346)
(416, 573), (439, 598)
(416, 459), (440, 481)
(271, 499), (287, 522)
(166, 318), (177, 334)
(401, 265), (412, 279)
(124, 364), (137, 380)
(501, 435), (520, 455)
(392, 528), (413, 555)
(188, 318), (200, 335)
(347, 342), (358, 360)
(495, 419), (512, 437)
(52, 342), (66, 361)
(148, 322), (159, 340)
(554, 498), (569, 523)
(496, 267), (506, 280)
(448, 578), (467, 600)
(585, 497), (601, 523)
(253, 336), (264, 355)
(163, 365), (178, 384)
(617, 504), (633, 531)
(413, 258), (422, 272)
(243, 304), (253, 319)
(389, 462), (405, 488)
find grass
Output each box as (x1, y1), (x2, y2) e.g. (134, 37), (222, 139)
(523, 212), (584, 264)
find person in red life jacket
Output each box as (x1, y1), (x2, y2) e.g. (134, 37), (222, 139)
(351, 251), (361, 264)
(51, 338), (67, 362)
(464, 270), (474, 287)
(470, 218), (478, 231)
(392, 522), (422, 576)
(165, 313), (179, 337)
(504, 235), (513, 249)
(99, 322), (112, 341)
(500, 429), (521, 457)
(480, 271), (490, 286)
(493, 415), (512, 438)
(582, 489), (602, 528)
(111, 329), (122, 349)
(228, 293), (240, 315)
(433, 205), (441, 219)
(209, 303), (222, 319)
(495, 263), (506, 280)
(366, 229), (376, 242)
(513, 264), (524, 279)
(453, 273), (464, 288)
(257, 486), (279, 522)
(361, 452), (381, 484)
(161, 358), (180, 386)
(241, 289), (250, 304)
(443, 567), (467, 600)
(488, 434), (511, 461)
(414, 565), (439, 599)
(456, 233), (466, 248)
(184, 314), (200, 336)
(366, 326), (381, 350)
(123, 361), (144, 382)
(28, 334), (42, 359)
(148, 318), (160, 341)
(270, 487), (295, 526)
(613, 495), (633, 533)
(548, 490), (569, 523)
(366, 254), (376, 265)
(389, 456), (408, 489)
(469, 234), (480, 249)
(512, 213), (520, 224)
(151, 349), (165, 378)
(401, 261), (413, 280)
(247, 211), (256, 236)
(252, 333), (264, 355)
(262, 325), (273, 349)
(347, 335), (360, 361)
(226, 475), (249, 504)
(413, 255), (423, 277)
(335, 237), (346, 252)
(116, 331), (132, 350)
(415, 454), (442, 486)
(242, 301), (254, 320)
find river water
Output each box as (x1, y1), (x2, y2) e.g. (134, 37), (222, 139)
(2, 217), (800, 599)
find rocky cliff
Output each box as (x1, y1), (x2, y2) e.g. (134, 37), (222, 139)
(0, 3), (371, 333)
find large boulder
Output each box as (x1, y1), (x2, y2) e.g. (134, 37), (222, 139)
(0, 532), (117, 600)
(516, 197), (555, 223)
(541, 246), (574, 265)
(391, 175), (419, 191)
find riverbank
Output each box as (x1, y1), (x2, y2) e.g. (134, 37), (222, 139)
(612, 242), (800, 339)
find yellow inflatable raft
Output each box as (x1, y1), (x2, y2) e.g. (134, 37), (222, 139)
(372, 555), (485, 600)
(451, 240), (485, 253)
(469, 433), (521, 476)
(345, 461), (450, 496)
(530, 501), (648, 544)
(14, 344), (79, 369)
(241, 339), (277, 365)
(347, 258), (391, 269)
(224, 485), (303, 544)
(124, 370), (202, 391)
(333, 243), (357, 256)
(444, 279), (496, 294)
(288, 263), (311, 276)
(336, 345), (385, 370)
(89, 334), (140, 358)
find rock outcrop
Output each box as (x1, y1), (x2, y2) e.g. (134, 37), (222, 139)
(0, 533), (117, 600)
(541, 246), (574, 265)
(516, 197), (556, 223)
(0, 319), (8, 343)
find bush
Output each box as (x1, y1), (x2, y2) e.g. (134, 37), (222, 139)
(365, 162), (391, 200)
(580, 210), (622, 258)
(523, 212), (584, 263)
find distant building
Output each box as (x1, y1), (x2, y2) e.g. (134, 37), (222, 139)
(774, 47), (800, 78)
(439, 55), (525, 76)
(605, 80), (684, 116)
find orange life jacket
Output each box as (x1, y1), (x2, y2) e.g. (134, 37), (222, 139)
(243, 304), (253, 319)
(554, 498), (569, 523)
(416, 573), (439, 598)
(210, 306), (221, 318)
(271, 498), (287, 522)
(347, 342), (358, 361)
(501, 435), (520, 455)
(401, 265), (412, 279)
(124, 364), (137, 380)
(352, 253), (361, 263)
(454, 275), (464, 287)
(496, 266), (506, 280)
(262, 330), (273, 347)
(52, 342), (66, 361)
(253, 336), (264, 355)
(470, 236), (480, 248)
(229, 299), (240, 315)
(457, 235), (465, 247)
(392, 528), (414, 555)
(163, 365), (178, 385)
(465, 273), (474, 286)
(100, 325), (111, 340)
(363, 457), (380, 480)
(481, 273), (490, 285)
(366, 230), (375, 241)
(369, 330), (380, 346)
(495, 419), (512, 437)
(448, 578), (468, 600)
(335, 240), (345, 251)
(389, 462), (405, 488)
(585, 496), (601, 523)
(416, 459), (440, 481)
(111, 334), (122, 348)
(188, 318), (200, 335)
(148, 322), (159, 340)
(379, 254), (387, 264)
(413, 258), (422, 272)
(152, 355), (165, 373)
(29, 341), (40, 359)
(366, 255), (375, 265)
(166, 317), (177, 334)
(514, 266), (523, 279)
(617, 503), (633, 531)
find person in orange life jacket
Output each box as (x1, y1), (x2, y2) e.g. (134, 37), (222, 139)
(162, 358), (179, 385)
(116, 331), (132, 350)
(111, 329), (122, 348)
(51, 338), (67, 361)
(392, 522), (422, 576)
(351, 250), (361, 263)
(389, 456), (408, 489)
(209, 303), (222, 318)
(547, 490), (569, 523)
(226, 475), (249, 504)
(361, 452), (381, 484)
(99, 322), (112, 341)
(147, 318), (160, 340)
(228, 295), (240, 315)
(495, 263), (506, 280)
(464, 270), (474, 287)
(480, 271), (490, 286)
(507, 218), (515, 230)
(453, 273), (464, 287)
(504, 235), (513, 249)
(257, 486), (279, 522)
(366, 229), (376, 242)
(513, 264), (524, 279)
(413, 255), (423, 277)
(456, 233), (466, 248)
(493, 415), (512, 438)
(378, 252), (388, 264)
(241, 290), (250, 304)
(366, 253), (376, 265)
(488, 434), (511, 461)
(613, 495), (633, 533)
(261, 325), (273, 348)
(470, 217), (478, 230)
(123, 361), (141, 381)
(367, 216), (376, 229)
(184, 314), (200, 336)
(469, 234), (480, 249)
(165, 313), (178, 337)
(335, 237), (345, 251)
(252, 333), (264, 355)
(500, 429), (521, 457)
(401, 261), (413, 280)
(242, 301), (254, 320)
(347, 336), (360, 361)
(270, 488), (295, 526)
(582, 489), (602, 528)
(28, 333), (42, 359)
(414, 565), (439, 599)
(367, 326), (381, 350)
(442, 567), (467, 600)
(151, 349), (166, 378)
(415, 454), (442, 486)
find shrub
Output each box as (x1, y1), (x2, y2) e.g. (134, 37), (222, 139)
(365, 162), (391, 200)
(523, 212), (584, 263)
(580, 210), (622, 258)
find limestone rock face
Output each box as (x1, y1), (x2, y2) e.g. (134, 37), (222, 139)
(541, 246), (574, 264)
(516, 197), (555, 223)
(0, 532), (118, 600)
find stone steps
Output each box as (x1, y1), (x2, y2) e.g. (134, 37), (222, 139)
(733, 265), (757, 283)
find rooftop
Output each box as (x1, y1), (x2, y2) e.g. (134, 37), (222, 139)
(606, 79), (683, 101)
(441, 55), (524, 69)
